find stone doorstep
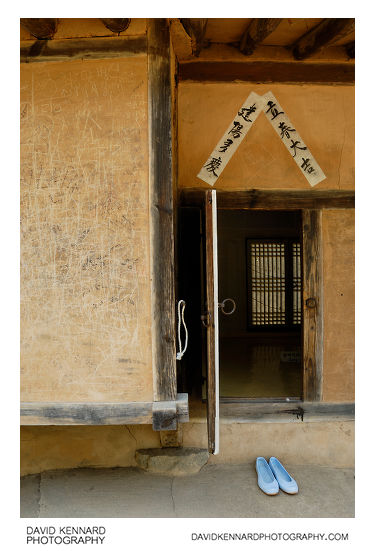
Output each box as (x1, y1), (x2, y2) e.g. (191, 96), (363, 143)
(135, 447), (209, 476)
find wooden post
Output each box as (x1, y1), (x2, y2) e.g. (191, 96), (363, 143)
(302, 210), (324, 401)
(148, 19), (177, 402)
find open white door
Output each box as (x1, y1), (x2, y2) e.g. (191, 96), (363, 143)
(205, 189), (219, 454)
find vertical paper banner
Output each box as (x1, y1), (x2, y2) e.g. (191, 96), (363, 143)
(197, 92), (266, 185)
(262, 91), (326, 187)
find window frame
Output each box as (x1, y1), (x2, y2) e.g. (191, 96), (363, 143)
(246, 237), (302, 332)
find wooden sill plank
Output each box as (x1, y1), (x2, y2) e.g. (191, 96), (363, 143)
(219, 401), (354, 423)
(21, 394), (189, 426)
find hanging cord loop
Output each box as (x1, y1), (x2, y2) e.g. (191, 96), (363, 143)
(176, 300), (188, 360)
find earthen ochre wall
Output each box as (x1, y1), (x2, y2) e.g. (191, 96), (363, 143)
(322, 210), (355, 401)
(178, 83), (354, 190)
(21, 56), (153, 402)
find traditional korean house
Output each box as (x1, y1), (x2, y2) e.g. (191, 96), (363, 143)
(20, 18), (354, 475)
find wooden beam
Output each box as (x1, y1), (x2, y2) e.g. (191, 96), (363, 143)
(345, 41), (355, 59)
(178, 60), (354, 84)
(302, 210), (324, 401)
(292, 18), (355, 60)
(180, 189), (355, 210)
(21, 401), (153, 425)
(100, 18), (131, 33)
(20, 36), (147, 63)
(20, 18), (58, 39)
(21, 394), (189, 426)
(152, 401), (177, 430)
(239, 18), (282, 56)
(148, 19), (177, 402)
(219, 401), (354, 423)
(179, 19), (208, 57)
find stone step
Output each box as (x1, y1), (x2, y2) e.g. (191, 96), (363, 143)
(135, 447), (209, 476)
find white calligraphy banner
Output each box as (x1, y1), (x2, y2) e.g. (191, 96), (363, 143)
(261, 91), (326, 187)
(197, 91), (266, 186)
(197, 91), (326, 187)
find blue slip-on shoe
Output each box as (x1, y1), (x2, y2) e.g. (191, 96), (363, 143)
(268, 457), (298, 494)
(255, 457), (279, 495)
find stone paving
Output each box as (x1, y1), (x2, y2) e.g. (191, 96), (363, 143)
(21, 463), (354, 518)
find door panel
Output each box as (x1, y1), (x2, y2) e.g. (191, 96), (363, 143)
(205, 190), (219, 454)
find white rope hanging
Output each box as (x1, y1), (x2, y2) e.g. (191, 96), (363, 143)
(176, 300), (188, 360)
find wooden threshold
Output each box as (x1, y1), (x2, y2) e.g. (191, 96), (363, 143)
(219, 401), (354, 423)
(20, 394), (189, 427)
(180, 188), (355, 210)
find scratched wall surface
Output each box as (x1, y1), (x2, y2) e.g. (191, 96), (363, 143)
(322, 210), (355, 402)
(178, 83), (354, 190)
(21, 57), (153, 402)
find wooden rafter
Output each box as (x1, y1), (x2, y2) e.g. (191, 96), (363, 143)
(292, 18), (355, 60)
(179, 18), (208, 57)
(345, 41), (355, 59)
(239, 18), (282, 56)
(100, 18), (131, 33)
(20, 18), (58, 39)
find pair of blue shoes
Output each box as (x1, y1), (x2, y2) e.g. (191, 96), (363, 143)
(256, 457), (298, 495)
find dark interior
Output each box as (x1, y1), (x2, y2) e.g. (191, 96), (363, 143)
(177, 206), (303, 402)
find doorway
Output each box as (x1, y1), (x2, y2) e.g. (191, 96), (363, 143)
(177, 206), (303, 403)
(218, 210), (302, 400)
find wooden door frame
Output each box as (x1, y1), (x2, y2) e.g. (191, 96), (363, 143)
(205, 190), (220, 454)
(179, 187), (355, 403)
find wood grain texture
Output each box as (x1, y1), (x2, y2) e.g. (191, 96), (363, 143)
(292, 19), (355, 60)
(179, 19), (208, 57)
(21, 402), (153, 425)
(20, 18), (58, 39)
(302, 210), (324, 401)
(21, 394), (189, 425)
(148, 19), (177, 402)
(219, 401), (354, 422)
(100, 19), (131, 34)
(20, 57), (153, 403)
(178, 61), (354, 84)
(20, 36), (147, 63)
(239, 19), (282, 56)
(180, 189), (355, 209)
(152, 400), (177, 430)
(205, 190), (216, 454)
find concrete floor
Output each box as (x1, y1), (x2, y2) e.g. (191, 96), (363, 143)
(21, 464), (354, 518)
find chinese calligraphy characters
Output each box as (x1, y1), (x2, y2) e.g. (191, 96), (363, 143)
(262, 91), (325, 186)
(197, 92), (266, 185)
(197, 90), (326, 187)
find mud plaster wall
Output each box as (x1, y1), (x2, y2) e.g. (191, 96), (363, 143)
(178, 83), (354, 190)
(322, 210), (355, 401)
(20, 57), (153, 402)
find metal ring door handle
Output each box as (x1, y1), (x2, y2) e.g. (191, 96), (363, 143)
(218, 298), (236, 315)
